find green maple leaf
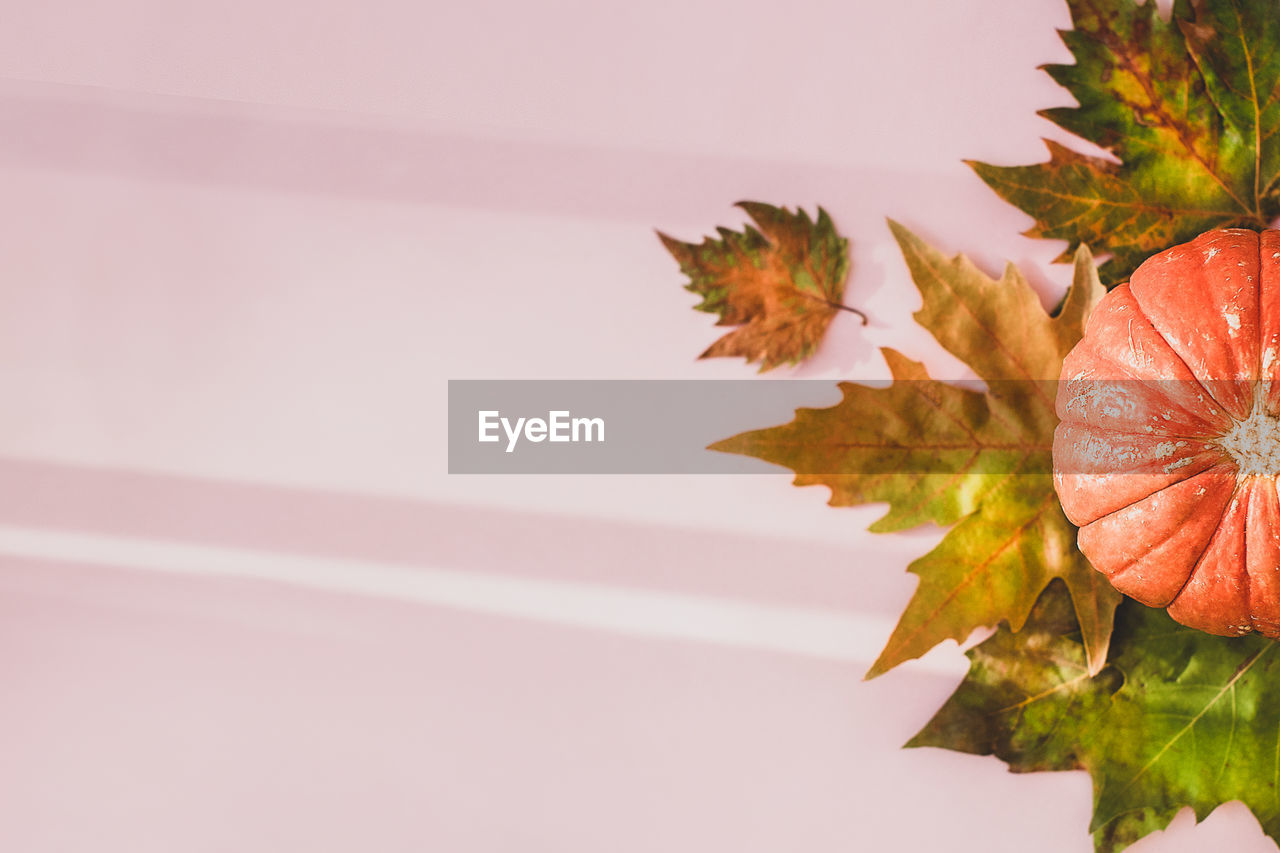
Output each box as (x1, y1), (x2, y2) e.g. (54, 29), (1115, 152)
(906, 580), (1120, 775)
(914, 581), (1280, 852)
(973, 0), (1280, 285)
(711, 222), (1123, 677)
(658, 202), (864, 371)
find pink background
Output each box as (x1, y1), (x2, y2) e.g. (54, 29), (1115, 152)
(1, 0), (1274, 850)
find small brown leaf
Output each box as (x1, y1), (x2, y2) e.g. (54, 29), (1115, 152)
(659, 202), (860, 371)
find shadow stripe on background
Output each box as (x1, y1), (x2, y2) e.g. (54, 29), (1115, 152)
(0, 79), (980, 225)
(0, 524), (904, 666)
(0, 457), (954, 670)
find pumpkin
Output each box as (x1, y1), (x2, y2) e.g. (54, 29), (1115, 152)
(1054, 228), (1280, 638)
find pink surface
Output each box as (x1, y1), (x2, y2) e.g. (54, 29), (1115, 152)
(1, 1), (1276, 850)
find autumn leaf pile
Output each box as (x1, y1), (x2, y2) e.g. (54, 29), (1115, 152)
(713, 227), (1123, 677)
(658, 0), (1280, 851)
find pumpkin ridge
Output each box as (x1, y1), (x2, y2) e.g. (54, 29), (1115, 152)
(1167, 482), (1253, 634)
(1053, 424), (1230, 526)
(1101, 282), (1235, 427)
(1243, 477), (1280, 637)
(1081, 466), (1237, 606)
(1243, 481), (1255, 637)
(1255, 225), (1264, 378)
(1257, 231), (1280, 414)
(1059, 356), (1225, 436)
(1127, 229), (1261, 419)
(1109, 479), (1232, 608)
(1058, 283), (1235, 438)
(1056, 357), (1232, 439)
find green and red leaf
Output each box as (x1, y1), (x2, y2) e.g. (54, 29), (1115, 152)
(974, 0), (1280, 285)
(659, 202), (858, 371)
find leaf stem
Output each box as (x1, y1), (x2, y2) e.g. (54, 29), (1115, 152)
(830, 301), (870, 324)
(799, 292), (869, 324)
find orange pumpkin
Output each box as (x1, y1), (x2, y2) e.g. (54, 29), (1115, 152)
(1054, 228), (1280, 637)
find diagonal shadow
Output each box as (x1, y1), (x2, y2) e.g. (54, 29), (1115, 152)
(0, 456), (925, 615)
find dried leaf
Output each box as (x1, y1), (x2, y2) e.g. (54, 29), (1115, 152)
(712, 223), (1122, 677)
(659, 202), (858, 371)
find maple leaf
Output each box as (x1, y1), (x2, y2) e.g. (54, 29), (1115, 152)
(711, 222), (1123, 677)
(658, 202), (864, 371)
(913, 580), (1280, 852)
(972, 0), (1280, 285)
(906, 580), (1119, 775)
